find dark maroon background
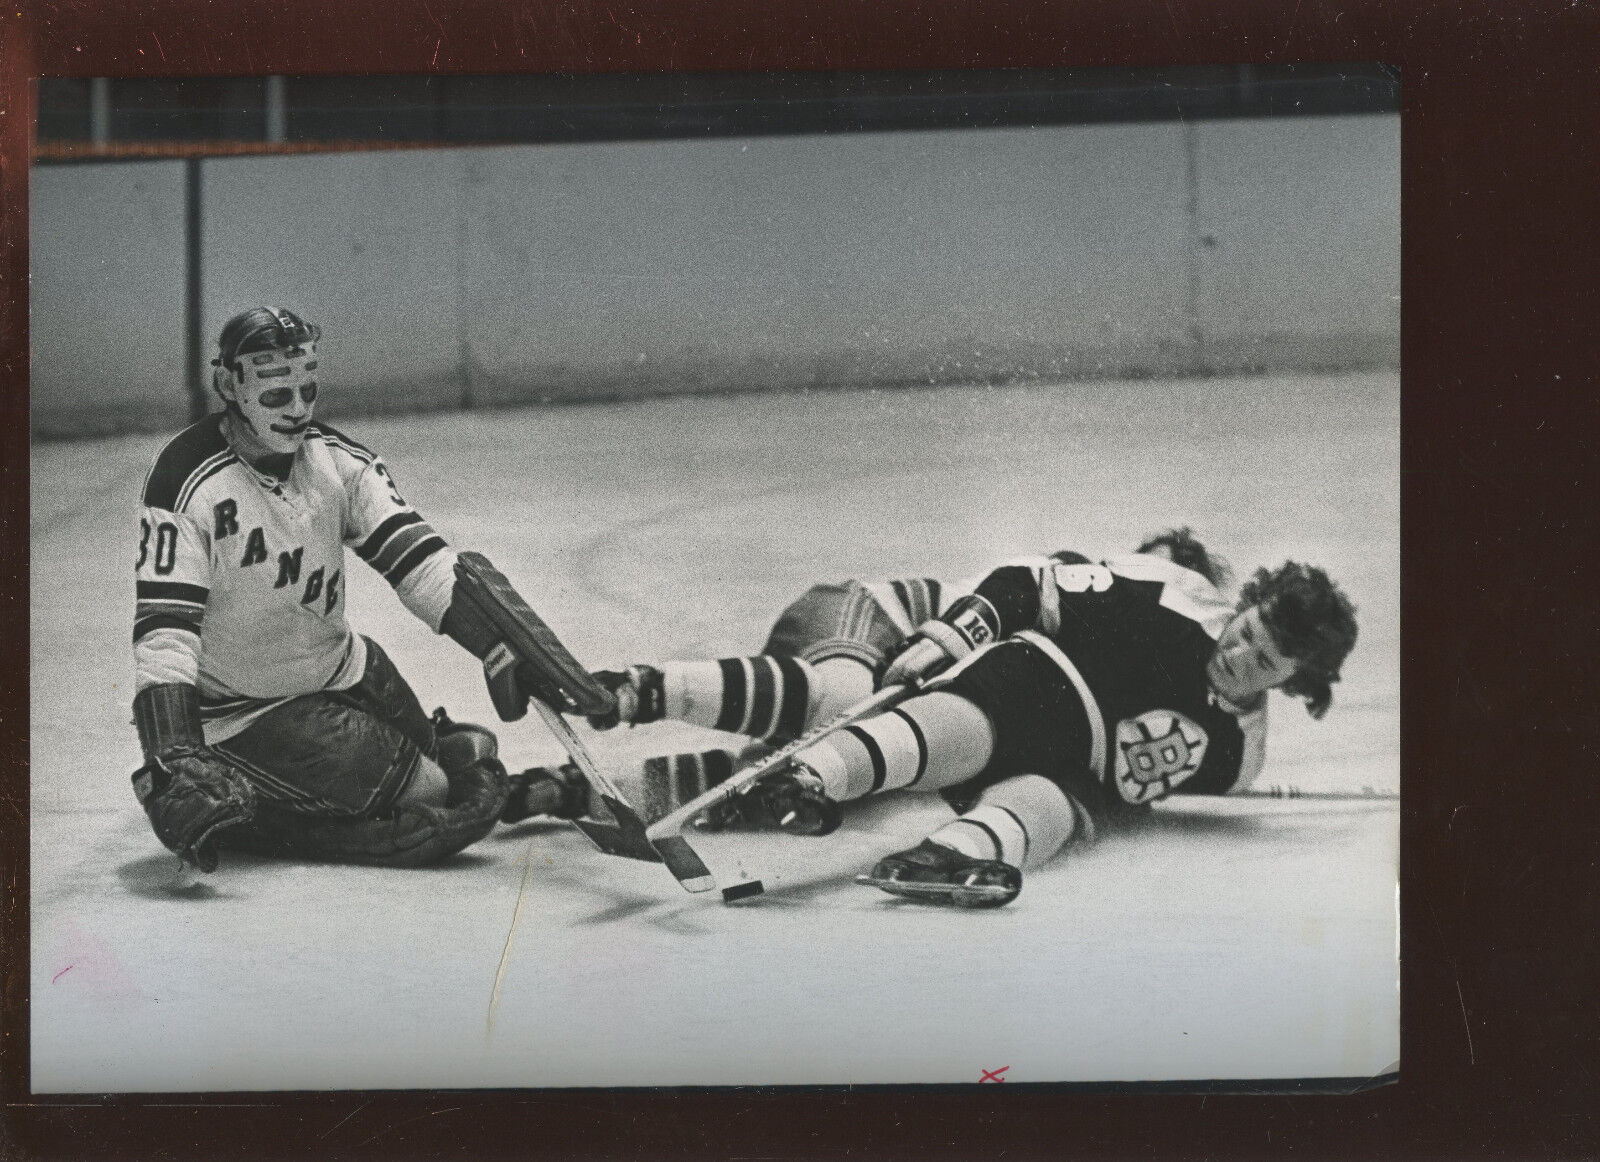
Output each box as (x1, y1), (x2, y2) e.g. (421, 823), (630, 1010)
(3, 2), (1597, 1159)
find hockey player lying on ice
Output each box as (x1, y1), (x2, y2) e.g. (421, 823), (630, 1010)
(131, 307), (590, 871)
(507, 530), (1358, 907)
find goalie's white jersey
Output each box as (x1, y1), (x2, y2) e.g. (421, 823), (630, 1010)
(134, 415), (458, 741)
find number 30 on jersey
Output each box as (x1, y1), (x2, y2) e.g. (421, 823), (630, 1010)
(138, 518), (178, 575)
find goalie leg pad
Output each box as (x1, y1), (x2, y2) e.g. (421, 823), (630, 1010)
(224, 713), (505, 870)
(342, 637), (439, 757)
(224, 753), (510, 867)
(213, 696), (428, 820)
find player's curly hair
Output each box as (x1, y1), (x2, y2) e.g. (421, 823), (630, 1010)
(1136, 526), (1233, 590)
(1239, 562), (1358, 720)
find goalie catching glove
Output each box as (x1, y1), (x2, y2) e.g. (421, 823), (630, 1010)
(441, 552), (616, 723)
(881, 594), (1004, 687)
(131, 683), (257, 872)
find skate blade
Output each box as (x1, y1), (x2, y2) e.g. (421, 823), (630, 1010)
(853, 873), (1016, 906)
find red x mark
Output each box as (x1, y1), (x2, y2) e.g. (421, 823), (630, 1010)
(979, 1066), (1009, 1083)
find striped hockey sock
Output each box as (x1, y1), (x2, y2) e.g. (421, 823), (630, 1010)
(660, 656), (817, 741)
(927, 774), (1080, 869)
(805, 656), (877, 724)
(638, 749), (740, 823)
(796, 691), (995, 802)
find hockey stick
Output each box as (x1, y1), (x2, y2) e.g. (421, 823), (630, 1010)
(527, 698), (662, 863)
(645, 681), (918, 892)
(1234, 785), (1399, 801)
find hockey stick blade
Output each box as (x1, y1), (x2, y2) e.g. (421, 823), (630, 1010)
(650, 835), (716, 893)
(593, 795), (662, 864)
(644, 682), (917, 891)
(528, 699), (660, 863)
(572, 819), (637, 858)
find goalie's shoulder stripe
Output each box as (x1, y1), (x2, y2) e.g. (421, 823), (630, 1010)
(142, 416), (235, 513)
(306, 421), (376, 465)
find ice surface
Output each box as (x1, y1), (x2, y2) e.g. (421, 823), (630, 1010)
(30, 374), (1399, 1090)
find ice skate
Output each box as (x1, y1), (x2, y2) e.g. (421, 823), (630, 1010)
(696, 759), (842, 836)
(585, 665), (666, 730)
(856, 839), (1022, 908)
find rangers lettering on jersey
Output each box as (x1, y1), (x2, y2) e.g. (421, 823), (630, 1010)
(134, 416), (458, 742)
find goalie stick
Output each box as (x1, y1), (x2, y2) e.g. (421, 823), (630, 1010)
(645, 681), (919, 892)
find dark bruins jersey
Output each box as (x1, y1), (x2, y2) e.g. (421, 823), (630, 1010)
(951, 551), (1264, 801)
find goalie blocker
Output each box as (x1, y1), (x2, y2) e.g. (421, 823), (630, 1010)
(445, 553), (659, 863)
(444, 552), (616, 721)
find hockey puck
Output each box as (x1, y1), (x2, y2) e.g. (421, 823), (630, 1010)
(721, 880), (765, 903)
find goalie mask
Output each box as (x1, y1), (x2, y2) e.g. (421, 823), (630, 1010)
(212, 307), (322, 456)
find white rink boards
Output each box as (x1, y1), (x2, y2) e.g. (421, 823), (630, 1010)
(30, 373), (1399, 1090)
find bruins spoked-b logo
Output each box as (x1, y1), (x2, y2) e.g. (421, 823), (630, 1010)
(1113, 711), (1209, 804)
